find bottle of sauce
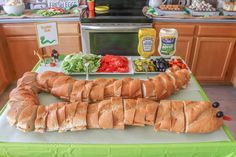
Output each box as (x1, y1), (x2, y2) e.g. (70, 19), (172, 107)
(138, 28), (156, 58)
(158, 28), (178, 58)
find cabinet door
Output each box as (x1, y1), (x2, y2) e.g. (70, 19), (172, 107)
(0, 62), (8, 94)
(192, 37), (235, 81)
(175, 36), (193, 64)
(45, 35), (82, 54)
(6, 36), (40, 79)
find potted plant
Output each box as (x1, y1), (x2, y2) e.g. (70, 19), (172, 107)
(87, 0), (94, 11)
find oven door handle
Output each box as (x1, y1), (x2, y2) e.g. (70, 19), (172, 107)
(81, 24), (152, 31)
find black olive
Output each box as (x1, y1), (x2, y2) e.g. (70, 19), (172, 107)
(216, 111), (224, 118)
(212, 102), (220, 108)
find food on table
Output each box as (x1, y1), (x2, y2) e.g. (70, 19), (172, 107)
(138, 28), (156, 58)
(97, 55), (129, 73)
(7, 74), (223, 133)
(188, 0), (216, 11)
(3, 0), (25, 15)
(7, 68), (224, 133)
(154, 58), (170, 72)
(133, 59), (156, 72)
(36, 7), (67, 16)
(168, 58), (187, 69)
(61, 54), (101, 73)
(159, 5), (182, 11)
(223, 1), (236, 11)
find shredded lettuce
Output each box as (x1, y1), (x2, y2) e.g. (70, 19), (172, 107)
(61, 54), (101, 73)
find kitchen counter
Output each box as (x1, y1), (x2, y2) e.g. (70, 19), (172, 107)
(0, 17), (80, 23)
(1, 16), (236, 23)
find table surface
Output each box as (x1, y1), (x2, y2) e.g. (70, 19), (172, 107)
(0, 60), (235, 157)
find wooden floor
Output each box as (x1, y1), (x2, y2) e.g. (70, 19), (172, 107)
(0, 84), (235, 139)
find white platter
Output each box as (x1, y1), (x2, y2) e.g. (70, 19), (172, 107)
(63, 56), (134, 75)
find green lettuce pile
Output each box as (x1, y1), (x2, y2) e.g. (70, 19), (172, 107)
(61, 53), (101, 73)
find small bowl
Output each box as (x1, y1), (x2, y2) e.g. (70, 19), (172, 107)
(3, 4), (25, 15)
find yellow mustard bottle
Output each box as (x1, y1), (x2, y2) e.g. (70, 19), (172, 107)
(137, 28), (156, 58)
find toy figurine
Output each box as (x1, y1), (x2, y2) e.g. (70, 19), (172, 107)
(51, 49), (59, 63)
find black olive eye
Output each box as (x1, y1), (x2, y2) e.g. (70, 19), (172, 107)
(212, 102), (220, 108)
(216, 111), (224, 118)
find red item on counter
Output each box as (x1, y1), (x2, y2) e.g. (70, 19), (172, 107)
(169, 58), (187, 69)
(88, 1), (95, 11)
(223, 115), (232, 121)
(97, 55), (129, 73)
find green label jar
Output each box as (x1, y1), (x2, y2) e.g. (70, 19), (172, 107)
(158, 28), (178, 58)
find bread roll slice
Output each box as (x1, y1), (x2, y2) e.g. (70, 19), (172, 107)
(114, 80), (122, 97)
(129, 79), (142, 98)
(174, 70), (188, 88)
(170, 101), (185, 133)
(9, 88), (38, 105)
(166, 71), (182, 91)
(124, 99), (136, 125)
(46, 103), (59, 132)
(57, 103), (67, 133)
(104, 83), (115, 98)
(184, 101), (211, 126)
(51, 80), (75, 101)
(17, 105), (38, 132)
(121, 78), (133, 98)
(87, 103), (99, 129)
(134, 98), (146, 126)
(52, 76), (71, 88)
(70, 80), (86, 102)
(7, 101), (30, 126)
(154, 100), (171, 131)
(145, 99), (158, 125)
(17, 72), (39, 93)
(90, 85), (105, 102)
(98, 99), (113, 129)
(141, 80), (156, 98)
(60, 102), (78, 131)
(82, 82), (93, 102)
(111, 97), (124, 129)
(47, 72), (65, 90)
(159, 73), (175, 96)
(36, 71), (59, 91)
(186, 108), (223, 133)
(71, 102), (88, 131)
(35, 105), (48, 133)
(152, 76), (168, 100)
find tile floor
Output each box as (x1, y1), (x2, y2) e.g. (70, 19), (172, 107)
(0, 84), (235, 139)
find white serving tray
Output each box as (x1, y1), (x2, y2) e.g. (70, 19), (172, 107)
(187, 7), (220, 16)
(155, 8), (186, 16)
(132, 56), (191, 74)
(62, 56), (134, 75)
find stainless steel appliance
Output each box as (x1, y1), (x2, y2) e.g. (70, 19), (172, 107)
(81, 23), (152, 55)
(80, 0), (152, 55)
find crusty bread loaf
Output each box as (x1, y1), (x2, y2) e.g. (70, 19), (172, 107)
(154, 100), (171, 131)
(111, 97), (124, 129)
(71, 102), (88, 131)
(124, 99), (136, 125)
(98, 99), (113, 129)
(86, 103), (99, 129)
(35, 105), (48, 133)
(16, 105), (38, 132)
(170, 101), (185, 133)
(8, 68), (224, 134)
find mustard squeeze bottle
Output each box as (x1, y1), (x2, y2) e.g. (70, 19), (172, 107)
(138, 28), (156, 58)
